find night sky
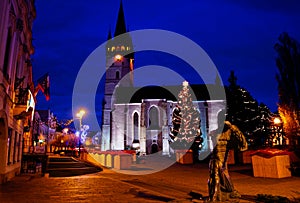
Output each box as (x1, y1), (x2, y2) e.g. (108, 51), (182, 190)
(32, 0), (300, 129)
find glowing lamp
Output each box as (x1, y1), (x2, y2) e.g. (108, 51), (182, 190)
(76, 110), (85, 119)
(114, 54), (122, 61)
(132, 140), (140, 149)
(274, 117), (281, 125)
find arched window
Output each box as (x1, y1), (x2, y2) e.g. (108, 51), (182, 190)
(133, 112), (139, 140)
(148, 106), (159, 129)
(116, 71), (120, 79)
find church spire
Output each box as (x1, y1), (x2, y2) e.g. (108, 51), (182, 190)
(114, 0), (126, 37)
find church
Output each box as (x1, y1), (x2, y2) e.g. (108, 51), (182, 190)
(101, 1), (225, 157)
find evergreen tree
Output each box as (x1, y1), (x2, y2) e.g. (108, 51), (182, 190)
(255, 103), (273, 147)
(226, 71), (273, 148)
(170, 81), (202, 151)
(274, 32), (300, 147)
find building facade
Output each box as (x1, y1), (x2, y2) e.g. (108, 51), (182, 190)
(101, 2), (225, 156)
(0, 0), (36, 183)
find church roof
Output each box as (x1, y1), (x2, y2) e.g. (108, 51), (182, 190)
(114, 0), (127, 37)
(114, 84), (225, 104)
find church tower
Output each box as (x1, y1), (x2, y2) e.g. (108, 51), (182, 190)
(102, 0), (134, 151)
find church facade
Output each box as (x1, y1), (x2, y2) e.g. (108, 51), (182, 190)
(101, 1), (225, 156)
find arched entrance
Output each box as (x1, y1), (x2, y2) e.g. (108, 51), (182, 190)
(151, 143), (158, 153)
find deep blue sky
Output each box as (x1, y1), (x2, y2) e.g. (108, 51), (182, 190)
(32, 0), (300, 125)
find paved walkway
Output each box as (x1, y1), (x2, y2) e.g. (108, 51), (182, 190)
(0, 156), (300, 202)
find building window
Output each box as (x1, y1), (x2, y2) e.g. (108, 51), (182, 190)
(121, 46), (125, 51)
(13, 131), (18, 163)
(7, 128), (12, 165)
(3, 27), (12, 81)
(17, 133), (22, 162)
(148, 106), (159, 129)
(116, 71), (120, 79)
(133, 112), (139, 140)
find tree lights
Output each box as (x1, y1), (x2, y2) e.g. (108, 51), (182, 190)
(170, 81), (202, 150)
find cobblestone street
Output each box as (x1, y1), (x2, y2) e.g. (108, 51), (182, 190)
(1, 157), (300, 203)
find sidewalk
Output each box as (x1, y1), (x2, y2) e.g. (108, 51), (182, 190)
(0, 156), (300, 202)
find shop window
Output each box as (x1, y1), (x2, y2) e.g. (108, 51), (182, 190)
(17, 133), (22, 162)
(13, 131), (18, 163)
(7, 128), (12, 165)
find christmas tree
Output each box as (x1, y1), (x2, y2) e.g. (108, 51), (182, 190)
(226, 70), (273, 148)
(170, 81), (202, 150)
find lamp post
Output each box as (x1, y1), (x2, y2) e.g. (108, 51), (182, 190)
(76, 110), (85, 157)
(273, 117), (282, 145)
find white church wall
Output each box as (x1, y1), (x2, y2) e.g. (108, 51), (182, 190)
(111, 104), (125, 150)
(109, 98), (225, 156)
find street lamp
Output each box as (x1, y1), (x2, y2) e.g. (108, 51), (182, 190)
(76, 110), (85, 157)
(274, 117), (281, 125)
(273, 117), (283, 145)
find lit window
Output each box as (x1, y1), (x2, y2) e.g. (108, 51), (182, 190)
(111, 46), (115, 51)
(121, 46), (125, 51)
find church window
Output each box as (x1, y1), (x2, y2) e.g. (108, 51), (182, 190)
(148, 106), (159, 129)
(126, 46), (130, 51)
(116, 71), (120, 79)
(121, 46), (125, 51)
(111, 46), (115, 51)
(133, 112), (139, 140)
